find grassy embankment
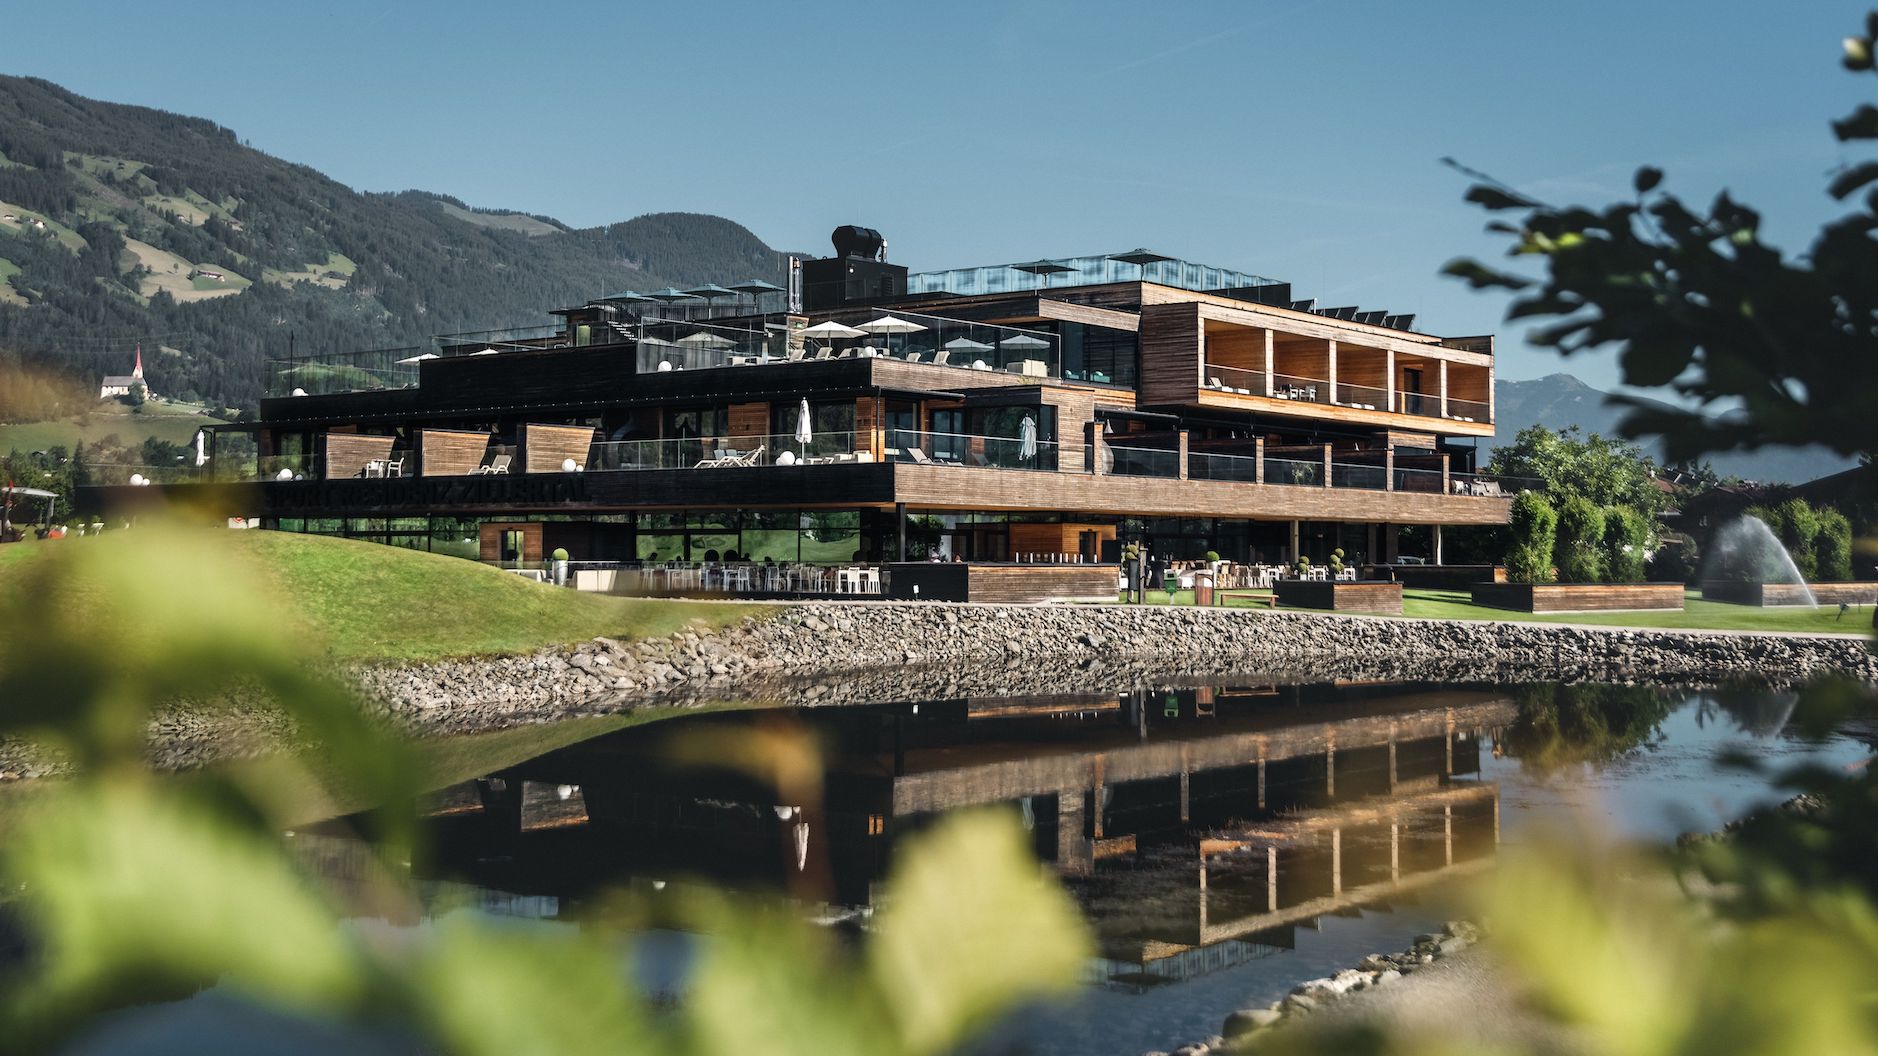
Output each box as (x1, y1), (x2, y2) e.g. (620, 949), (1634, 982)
(1114, 587), (1871, 635)
(0, 530), (776, 663)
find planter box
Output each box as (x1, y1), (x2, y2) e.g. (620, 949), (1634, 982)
(1471, 582), (1684, 613)
(885, 563), (1117, 604)
(1367, 564), (1507, 590)
(1273, 580), (1404, 615)
(1700, 581), (1878, 607)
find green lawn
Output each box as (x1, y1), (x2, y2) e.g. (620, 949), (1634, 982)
(0, 530), (776, 663)
(1399, 588), (1871, 634)
(1107, 586), (1872, 635)
(0, 401), (229, 455)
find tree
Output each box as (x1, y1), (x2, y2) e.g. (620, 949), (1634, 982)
(1554, 496), (1607, 582)
(1487, 425), (1669, 517)
(1444, 26), (1878, 466)
(1602, 505), (1652, 582)
(1816, 507), (1854, 582)
(1506, 491), (1558, 583)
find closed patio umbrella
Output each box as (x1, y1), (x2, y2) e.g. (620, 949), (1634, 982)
(794, 398), (813, 459)
(470, 347), (502, 356)
(1019, 415), (1038, 460)
(193, 428), (209, 467)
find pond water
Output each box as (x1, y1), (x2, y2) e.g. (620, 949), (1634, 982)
(69, 678), (1876, 1056)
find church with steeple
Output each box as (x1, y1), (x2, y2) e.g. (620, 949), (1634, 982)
(99, 344), (150, 400)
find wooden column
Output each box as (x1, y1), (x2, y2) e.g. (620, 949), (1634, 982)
(1439, 360), (1450, 419)
(1331, 828), (1343, 896)
(1326, 339), (1338, 403)
(1288, 521), (1300, 565)
(1385, 446), (1395, 492)
(1262, 328), (1275, 396)
(1254, 437), (1266, 484)
(1385, 347), (1396, 413)
(1322, 443), (1333, 488)
(1440, 452), (1451, 493)
(1176, 431), (1189, 481)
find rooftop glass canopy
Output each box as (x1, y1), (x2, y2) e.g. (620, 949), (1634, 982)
(906, 252), (1280, 297)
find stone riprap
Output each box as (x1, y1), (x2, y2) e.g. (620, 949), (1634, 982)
(350, 603), (1878, 734)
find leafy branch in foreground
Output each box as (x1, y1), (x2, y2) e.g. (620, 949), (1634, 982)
(1442, 16), (1878, 465)
(0, 528), (1090, 1052)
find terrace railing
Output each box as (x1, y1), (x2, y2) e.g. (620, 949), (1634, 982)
(1393, 466), (1448, 493)
(1442, 397), (1490, 423)
(1186, 450), (1261, 483)
(888, 429), (1059, 470)
(1264, 456), (1324, 487)
(1107, 444), (1180, 478)
(587, 432), (863, 471)
(1333, 381), (1389, 411)
(1331, 462), (1388, 490)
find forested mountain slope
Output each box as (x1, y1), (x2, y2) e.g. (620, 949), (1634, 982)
(0, 75), (787, 411)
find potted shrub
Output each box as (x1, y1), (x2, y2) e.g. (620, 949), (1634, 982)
(550, 547), (570, 586)
(1328, 547), (1346, 580)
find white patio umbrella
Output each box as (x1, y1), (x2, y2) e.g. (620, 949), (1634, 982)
(793, 397), (813, 458)
(470, 347), (502, 356)
(999, 334), (1051, 351)
(858, 314), (926, 356)
(677, 330), (736, 349)
(1019, 415), (1038, 460)
(395, 352), (440, 364)
(799, 320), (866, 353)
(193, 428), (208, 468)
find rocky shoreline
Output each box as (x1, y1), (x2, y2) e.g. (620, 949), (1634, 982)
(1149, 921), (1486, 1056)
(352, 602), (1877, 735)
(3, 603), (1872, 778)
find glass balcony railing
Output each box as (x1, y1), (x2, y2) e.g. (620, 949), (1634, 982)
(587, 432), (864, 471)
(1107, 444), (1180, 478)
(1331, 463), (1388, 490)
(1200, 362), (1490, 425)
(1186, 450), (1261, 483)
(887, 429), (1059, 470)
(1263, 457), (1324, 487)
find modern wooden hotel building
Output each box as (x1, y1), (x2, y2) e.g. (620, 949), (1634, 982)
(98, 227), (1512, 571)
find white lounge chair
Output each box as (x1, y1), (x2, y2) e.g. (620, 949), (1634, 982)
(475, 453), (512, 475)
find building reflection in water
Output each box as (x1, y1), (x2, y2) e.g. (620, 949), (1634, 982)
(382, 681), (1506, 988)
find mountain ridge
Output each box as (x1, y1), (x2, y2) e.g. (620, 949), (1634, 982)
(0, 75), (789, 411)
(1491, 372), (1855, 485)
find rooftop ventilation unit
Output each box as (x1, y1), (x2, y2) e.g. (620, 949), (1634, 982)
(831, 225), (884, 260)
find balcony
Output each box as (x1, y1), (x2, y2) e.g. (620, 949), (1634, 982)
(1200, 363), (1491, 428)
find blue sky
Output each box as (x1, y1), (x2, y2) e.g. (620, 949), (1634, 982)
(1, 1), (1868, 388)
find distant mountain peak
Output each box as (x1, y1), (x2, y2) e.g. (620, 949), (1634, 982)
(1492, 372), (1853, 485)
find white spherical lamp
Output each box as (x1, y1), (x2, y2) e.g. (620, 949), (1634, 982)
(276, 468), (294, 481)
(562, 458), (578, 473)
(291, 387), (308, 397)
(128, 473), (145, 486)
(775, 450), (797, 466)
(656, 361), (673, 372)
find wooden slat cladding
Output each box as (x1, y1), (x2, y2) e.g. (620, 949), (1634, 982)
(478, 522), (543, 563)
(855, 396), (882, 460)
(1138, 302), (1204, 407)
(1273, 581), (1404, 615)
(889, 464), (1513, 525)
(1009, 521), (1117, 557)
(521, 424), (598, 473)
(1471, 583), (1684, 613)
(726, 402), (770, 439)
(418, 428), (491, 476)
(324, 433), (396, 479)
(965, 565), (1118, 604)
(1383, 430), (1437, 449)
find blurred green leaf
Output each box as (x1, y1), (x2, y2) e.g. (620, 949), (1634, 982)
(410, 915), (658, 1056)
(867, 811), (1091, 1055)
(2, 782), (368, 1043)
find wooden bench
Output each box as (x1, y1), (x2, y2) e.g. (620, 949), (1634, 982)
(1215, 589), (1278, 608)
